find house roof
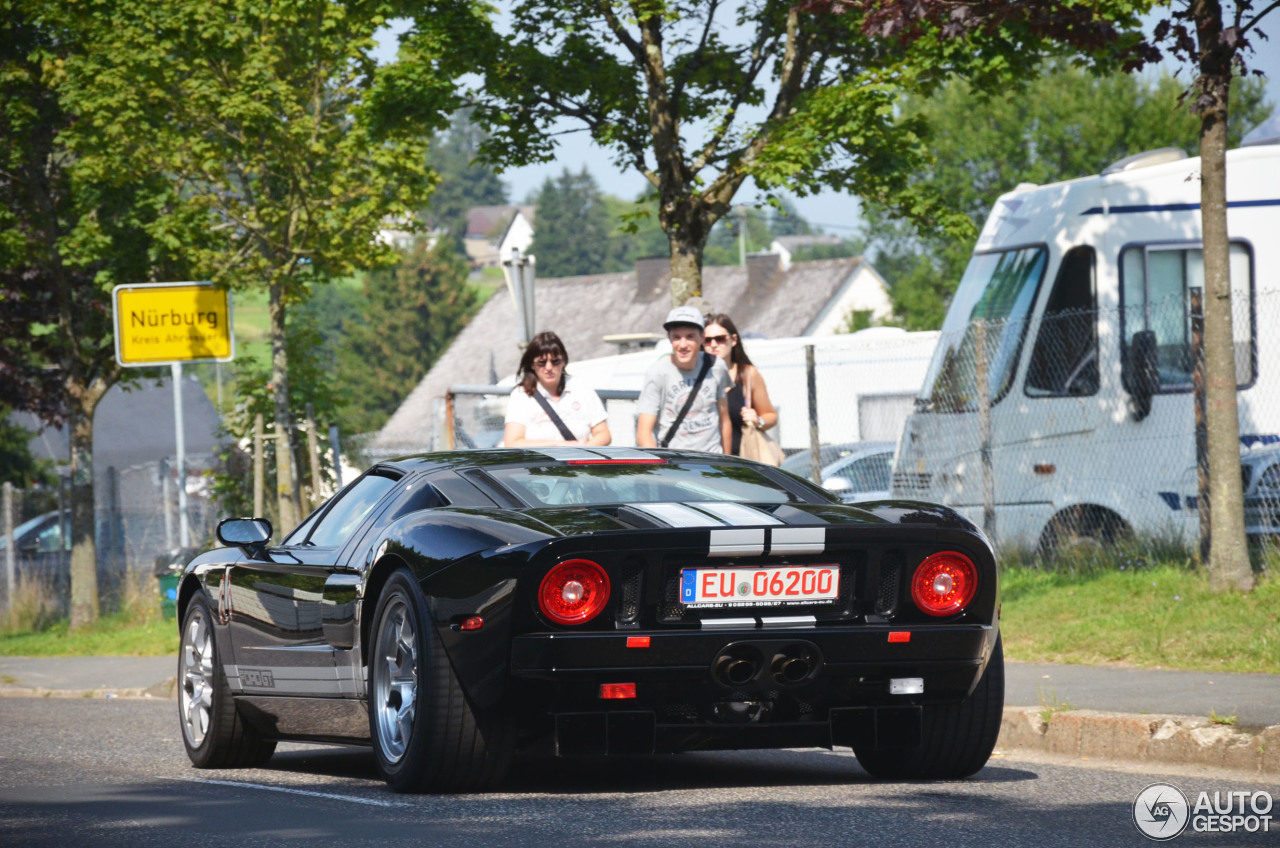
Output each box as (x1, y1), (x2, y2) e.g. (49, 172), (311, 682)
(373, 255), (874, 452)
(13, 374), (225, 475)
(466, 205), (535, 239)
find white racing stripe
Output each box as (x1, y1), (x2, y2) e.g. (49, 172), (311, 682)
(689, 501), (783, 526)
(533, 447), (607, 462)
(632, 502), (725, 528)
(708, 528), (766, 557)
(769, 526), (826, 555)
(164, 776), (410, 808)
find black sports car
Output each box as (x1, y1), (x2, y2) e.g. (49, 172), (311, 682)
(176, 447), (1002, 792)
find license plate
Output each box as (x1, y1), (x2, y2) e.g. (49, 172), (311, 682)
(680, 564), (840, 607)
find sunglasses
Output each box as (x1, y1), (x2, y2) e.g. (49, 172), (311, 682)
(533, 357), (564, 368)
(702, 334), (731, 346)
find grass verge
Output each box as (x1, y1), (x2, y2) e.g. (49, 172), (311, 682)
(999, 562), (1280, 673)
(0, 611), (177, 657)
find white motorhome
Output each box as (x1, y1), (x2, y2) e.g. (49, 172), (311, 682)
(566, 329), (939, 449)
(892, 140), (1280, 552)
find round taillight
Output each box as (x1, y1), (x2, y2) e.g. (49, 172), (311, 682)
(539, 559), (611, 625)
(910, 551), (978, 616)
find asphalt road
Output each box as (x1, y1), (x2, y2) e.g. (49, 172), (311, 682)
(5, 655), (1278, 728)
(1, 698), (1273, 848)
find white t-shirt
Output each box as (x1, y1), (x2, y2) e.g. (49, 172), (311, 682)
(637, 352), (732, 453)
(505, 378), (608, 443)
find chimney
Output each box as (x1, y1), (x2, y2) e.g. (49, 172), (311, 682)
(634, 256), (671, 302)
(746, 252), (782, 294)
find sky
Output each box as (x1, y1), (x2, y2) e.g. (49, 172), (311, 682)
(373, 14), (1280, 238)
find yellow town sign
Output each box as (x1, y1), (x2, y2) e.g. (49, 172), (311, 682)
(113, 282), (234, 366)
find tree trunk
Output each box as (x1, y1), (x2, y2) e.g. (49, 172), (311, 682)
(1194, 0), (1253, 592)
(67, 380), (110, 631)
(269, 282), (297, 536)
(668, 232), (704, 307)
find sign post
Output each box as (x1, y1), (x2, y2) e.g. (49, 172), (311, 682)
(113, 283), (234, 548)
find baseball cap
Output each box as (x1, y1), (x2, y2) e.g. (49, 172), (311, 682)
(663, 305), (705, 331)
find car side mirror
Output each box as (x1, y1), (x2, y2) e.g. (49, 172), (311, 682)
(1123, 329), (1160, 421)
(216, 517), (272, 557)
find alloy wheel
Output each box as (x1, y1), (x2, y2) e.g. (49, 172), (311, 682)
(373, 596), (418, 763)
(180, 607), (214, 748)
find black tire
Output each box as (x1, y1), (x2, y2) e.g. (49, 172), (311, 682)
(1039, 508), (1129, 562)
(368, 569), (513, 793)
(855, 634), (1004, 779)
(178, 594), (276, 768)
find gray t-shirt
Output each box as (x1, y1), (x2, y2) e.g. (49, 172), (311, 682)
(638, 353), (732, 453)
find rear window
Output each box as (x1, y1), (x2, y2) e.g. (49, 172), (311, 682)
(487, 461), (798, 508)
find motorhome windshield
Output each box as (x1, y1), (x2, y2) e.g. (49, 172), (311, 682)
(918, 246), (1047, 412)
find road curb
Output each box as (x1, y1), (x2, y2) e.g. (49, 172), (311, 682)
(0, 676), (177, 701)
(998, 706), (1279, 776)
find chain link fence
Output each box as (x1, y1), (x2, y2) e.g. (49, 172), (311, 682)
(893, 286), (1280, 564)
(1, 457), (218, 618)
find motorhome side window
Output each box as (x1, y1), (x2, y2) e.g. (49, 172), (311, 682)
(920, 246), (1048, 413)
(1120, 243), (1255, 389)
(1025, 246), (1098, 397)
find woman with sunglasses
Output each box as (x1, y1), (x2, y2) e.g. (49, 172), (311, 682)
(504, 331), (612, 447)
(702, 314), (778, 456)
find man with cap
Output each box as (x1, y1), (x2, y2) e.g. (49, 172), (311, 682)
(636, 305), (734, 453)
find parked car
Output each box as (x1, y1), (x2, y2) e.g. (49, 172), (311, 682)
(176, 447), (1001, 793)
(1242, 446), (1280, 538)
(815, 442), (896, 504)
(0, 510), (68, 570)
(781, 442), (896, 504)
(780, 442), (863, 480)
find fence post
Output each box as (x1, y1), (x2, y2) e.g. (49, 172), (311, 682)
(1191, 288), (1211, 563)
(329, 424), (344, 489)
(160, 457), (174, 551)
(172, 363), (190, 548)
(253, 413), (265, 519)
(806, 345), (821, 485)
(445, 391), (456, 451)
(3, 481), (14, 610)
(974, 319), (996, 545)
(305, 403), (322, 511)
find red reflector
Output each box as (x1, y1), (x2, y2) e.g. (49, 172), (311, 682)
(599, 683), (636, 699)
(459, 616), (483, 631)
(565, 458), (667, 465)
(626, 636), (651, 648)
(888, 631), (911, 643)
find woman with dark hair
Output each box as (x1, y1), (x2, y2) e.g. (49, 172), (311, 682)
(504, 331), (611, 447)
(703, 313), (778, 456)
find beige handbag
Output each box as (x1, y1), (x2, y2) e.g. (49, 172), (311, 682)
(739, 371), (783, 466)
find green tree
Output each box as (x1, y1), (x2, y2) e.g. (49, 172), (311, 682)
(212, 319), (343, 524)
(849, 0), (1275, 592)
(424, 109), (509, 246)
(0, 414), (54, 489)
(530, 168), (619, 277)
(333, 240), (478, 435)
(433, 1), (1011, 307)
(60, 0), (459, 533)
(864, 64), (1270, 329)
(602, 192), (670, 268)
(1, 1), (197, 627)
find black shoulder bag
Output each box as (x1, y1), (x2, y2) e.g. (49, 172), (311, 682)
(660, 352), (714, 448)
(531, 390), (578, 441)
